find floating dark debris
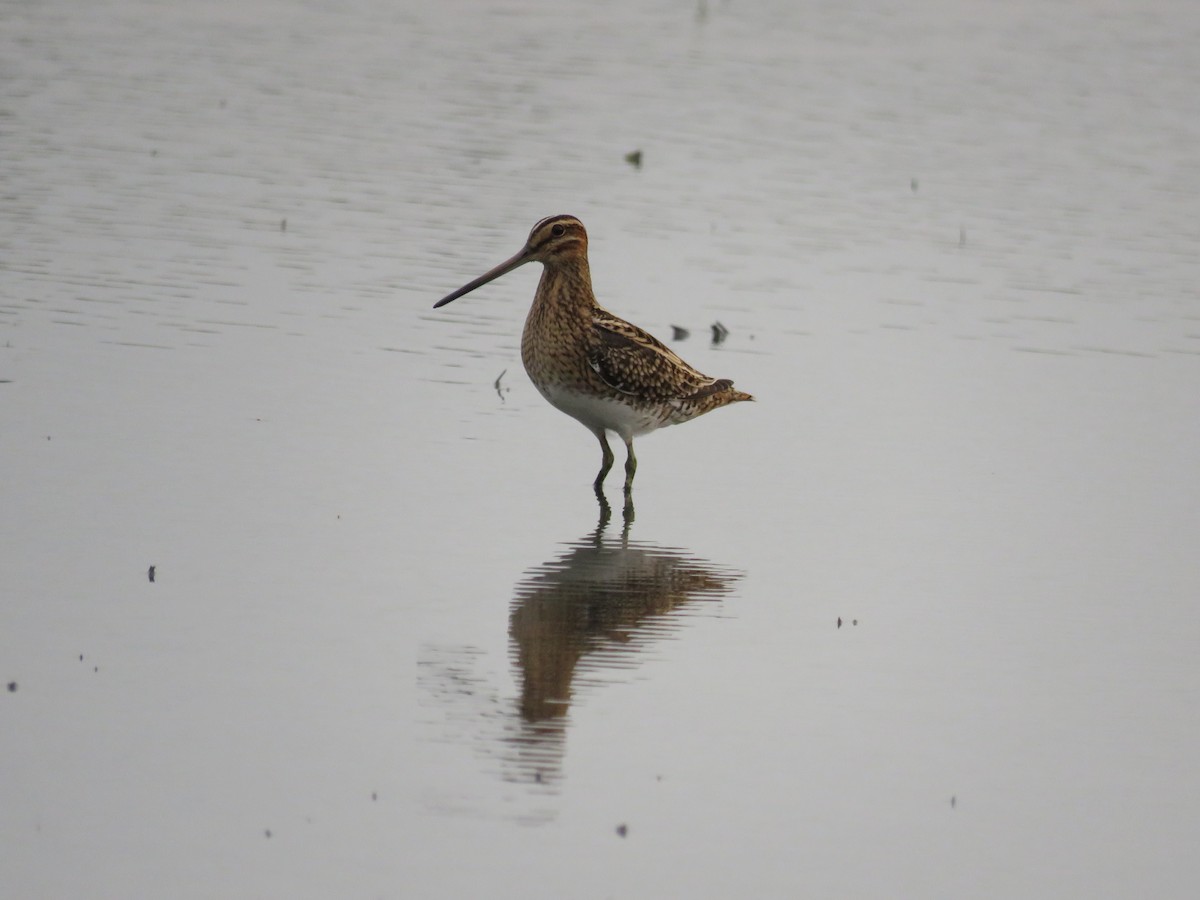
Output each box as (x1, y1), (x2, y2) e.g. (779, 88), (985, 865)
(615, 823), (628, 838)
(494, 369), (508, 401)
(624, 149), (642, 169)
(710, 321), (729, 344)
(670, 325), (690, 341)
(911, 177), (919, 192)
(148, 565), (156, 583)
(280, 218), (287, 232)
(6, 682), (16, 693)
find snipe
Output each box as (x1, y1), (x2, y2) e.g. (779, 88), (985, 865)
(434, 215), (752, 494)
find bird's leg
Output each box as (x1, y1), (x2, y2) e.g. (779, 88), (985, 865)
(622, 437), (637, 495)
(594, 487), (613, 531)
(593, 429), (615, 490)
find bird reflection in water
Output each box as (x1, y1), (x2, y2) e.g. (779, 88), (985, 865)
(503, 497), (742, 788)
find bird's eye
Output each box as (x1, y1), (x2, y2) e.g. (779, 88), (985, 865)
(551, 223), (566, 237)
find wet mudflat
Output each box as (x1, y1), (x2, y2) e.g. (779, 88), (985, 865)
(2, 1), (1199, 897)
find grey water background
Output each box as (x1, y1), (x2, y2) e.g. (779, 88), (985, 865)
(3, 0), (1199, 897)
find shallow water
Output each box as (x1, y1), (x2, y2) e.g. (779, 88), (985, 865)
(3, 0), (1199, 897)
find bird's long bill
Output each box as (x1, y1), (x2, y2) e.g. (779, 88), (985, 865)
(432, 245), (533, 308)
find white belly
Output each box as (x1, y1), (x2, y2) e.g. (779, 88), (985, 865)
(538, 383), (665, 440)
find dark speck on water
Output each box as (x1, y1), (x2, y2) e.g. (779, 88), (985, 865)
(670, 325), (689, 341)
(148, 565), (156, 583)
(616, 823), (628, 838)
(623, 149), (642, 169)
(710, 321), (729, 344)
(7, 682), (16, 693)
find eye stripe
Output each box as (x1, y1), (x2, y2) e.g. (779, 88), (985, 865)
(528, 214), (585, 252)
(532, 214), (578, 232)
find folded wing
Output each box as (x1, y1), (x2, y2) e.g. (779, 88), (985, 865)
(587, 308), (727, 401)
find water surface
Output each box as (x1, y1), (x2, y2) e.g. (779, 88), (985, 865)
(3, 1), (1199, 897)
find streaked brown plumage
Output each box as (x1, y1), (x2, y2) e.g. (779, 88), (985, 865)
(433, 214), (752, 493)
